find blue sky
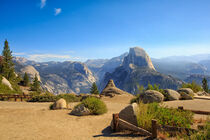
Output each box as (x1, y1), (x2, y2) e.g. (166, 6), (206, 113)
(0, 0), (210, 62)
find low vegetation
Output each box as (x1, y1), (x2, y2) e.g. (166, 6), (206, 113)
(28, 93), (81, 103)
(136, 102), (193, 132)
(185, 119), (210, 140)
(78, 97), (107, 115)
(56, 94), (81, 103)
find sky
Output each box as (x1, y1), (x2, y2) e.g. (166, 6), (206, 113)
(0, 0), (210, 62)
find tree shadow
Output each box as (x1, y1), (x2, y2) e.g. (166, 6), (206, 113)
(93, 126), (152, 139)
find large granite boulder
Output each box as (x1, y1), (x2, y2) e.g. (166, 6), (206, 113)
(119, 103), (138, 126)
(177, 88), (194, 95)
(196, 91), (209, 96)
(179, 92), (193, 100)
(1, 77), (13, 90)
(70, 104), (91, 116)
(139, 90), (164, 103)
(52, 98), (67, 109)
(164, 89), (181, 101)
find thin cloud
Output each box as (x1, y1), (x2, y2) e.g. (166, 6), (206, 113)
(40, 0), (47, 9)
(13, 52), (26, 56)
(27, 54), (71, 62)
(55, 8), (62, 16)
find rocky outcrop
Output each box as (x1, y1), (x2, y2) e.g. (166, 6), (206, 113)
(52, 98), (67, 109)
(101, 79), (131, 97)
(1, 77), (13, 90)
(119, 103), (138, 126)
(164, 89), (181, 101)
(70, 104), (91, 116)
(139, 90), (164, 103)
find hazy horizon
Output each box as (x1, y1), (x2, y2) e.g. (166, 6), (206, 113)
(1, 0), (210, 62)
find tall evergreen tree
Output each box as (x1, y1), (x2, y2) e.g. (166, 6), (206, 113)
(90, 82), (99, 95)
(202, 78), (209, 93)
(31, 74), (40, 92)
(23, 72), (29, 86)
(1, 40), (15, 80)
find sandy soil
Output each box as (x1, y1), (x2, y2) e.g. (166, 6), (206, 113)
(0, 95), (209, 140)
(0, 94), (148, 140)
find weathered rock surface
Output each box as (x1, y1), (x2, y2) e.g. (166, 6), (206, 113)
(196, 91), (209, 96)
(119, 103), (138, 126)
(180, 92), (193, 100)
(20, 65), (41, 81)
(164, 89), (181, 101)
(1, 77), (13, 90)
(139, 90), (164, 103)
(178, 88), (194, 95)
(70, 104), (91, 116)
(101, 79), (131, 97)
(52, 98), (67, 109)
(123, 47), (156, 71)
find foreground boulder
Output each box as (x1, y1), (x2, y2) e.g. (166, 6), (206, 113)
(196, 91), (209, 96)
(1, 77), (13, 90)
(177, 88), (194, 95)
(52, 98), (67, 109)
(179, 92), (193, 100)
(164, 89), (181, 101)
(139, 90), (164, 103)
(119, 103), (138, 126)
(70, 104), (91, 116)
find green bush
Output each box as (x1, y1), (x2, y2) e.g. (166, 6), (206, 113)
(49, 103), (54, 110)
(81, 97), (107, 115)
(136, 102), (193, 132)
(28, 94), (56, 102)
(56, 94), (81, 103)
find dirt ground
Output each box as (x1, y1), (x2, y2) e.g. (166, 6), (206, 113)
(0, 96), (209, 140)
(0, 94), (148, 140)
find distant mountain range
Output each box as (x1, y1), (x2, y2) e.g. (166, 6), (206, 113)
(13, 48), (210, 94)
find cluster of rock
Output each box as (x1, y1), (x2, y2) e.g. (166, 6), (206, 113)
(139, 88), (209, 103)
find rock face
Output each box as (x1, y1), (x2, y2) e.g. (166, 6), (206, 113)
(101, 79), (130, 97)
(139, 90), (164, 103)
(20, 65), (41, 81)
(1, 77), (13, 90)
(119, 103), (138, 126)
(123, 47), (156, 71)
(52, 98), (67, 109)
(70, 104), (91, 116)
(101, 47), (183, 94)
(164, 89), (181, 101)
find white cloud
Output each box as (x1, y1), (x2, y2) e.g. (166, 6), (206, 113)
(40, 0), (47, 9)
(55, 8), (62, 16)
(27, 54), (71, 62)
(13, 52), (26, 56)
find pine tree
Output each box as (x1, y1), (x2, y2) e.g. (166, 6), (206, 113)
(23, 72), (29, 86)
(138, 85), (145, 94)
(202, 78), (209, 93)
(31, 74), (40, 92)
(90, 82), (99, 95)
(1, 40), (15, 80)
